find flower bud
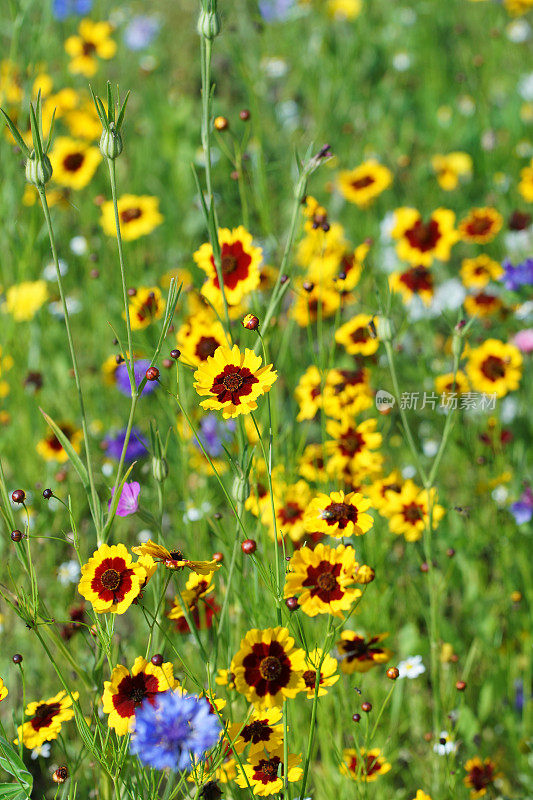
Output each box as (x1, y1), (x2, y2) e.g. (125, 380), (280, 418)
(232, 474), (249, 505)
(52, 766), (68, 784)
(197, 9), (221, 39)
(355, 564), (375, 584)
(377, 316), (393, 342)
(152, 457), (169, 483)
(100, 126), (123, 160)
(242, 314), (259, 331)
(25, 152), (53, 187)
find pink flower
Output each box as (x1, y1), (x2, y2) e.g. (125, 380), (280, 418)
(512, 328), (533, 353)
(108, 481), (141, 517)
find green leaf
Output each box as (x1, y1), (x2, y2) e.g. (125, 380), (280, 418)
(116, 90), (130, 130)
(39, 410), (90, 492)
(106, 81), (114, 124)
(0, 784), (29, 800)
(0, 735), (32, 791)
(43, 107), (56, 155)
(28, 103), (43, 162)
(0, 109), (30, 157)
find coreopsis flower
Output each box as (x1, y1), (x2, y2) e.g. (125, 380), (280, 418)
(168, 571), (214, 621)
(296, 197), (347, 280)
(389, 265), (434, 306)
(460, 255), (503, 289)
(328, 0), (362, 19)
(464, 291), (503, 318)
(16, 691), (79, 749)
(365, 471), (403, 516)
(227, 708), (283, 755)
(294, 366), (323, 421)
(463, 757), (498, 798)
(466, 338), (522, 398)
(0, 678), (7, 702)
(458, 207), (503, 244)
(127, 287), (165, 330)
(335, 314), (379, 356)
(323, 368), (373, 419)
(291, 282), (341, 326)
(130, 690), (222, 771)
(338, 160), (392, 207)
(284, 543), (361, 617)
(386, 481), (445, 542)
(397, 655), (426, 679)
(49, 137), (100, 189)
(176, 311), (228, 367)
(3, 280), (48, 321)
(431, 152), (472, 190)
(434, 370), (470, 398)
(64, 19), (116, 76)
(336, 241), (369, 292)
(236, 746), (303, 795)
(215, 669), (236, 689)
(64, 99), (102, 140)
(262, 479), (312, 543)
(340, 748), (391, 781)
(518, 159), (533, 201)
(78, 543), (150, 614)
(326, 417), (383, 477)
(305, 490), (373, 538)
(100, 195), (163, 241)
(193, 345), (277, 419)
(505, 0), (533, 15)
(298, 443), (328, 484)
(132, 540), (221, 574)
(36, 422), (82, 462)
(302, 648), (339, 698)
(391, 208), (459, 266)
(102, 656), (178, 735)
(232, 626), (306, 707)
(411, 792), (432, 800)
(194, 226), (262, 306)
(337, 632), (392, 673)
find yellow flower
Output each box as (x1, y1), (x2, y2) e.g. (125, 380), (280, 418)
(431, 152), (472, 190)
(227, 707), (283, 755)
(194, 226), (262, 306)
(193, 344), (277, 419)
(338, 160), (392, 207)
(328, 0), (362, 20)
(302, 649), (339, 698)
(435, 371), (469, 398)
(326, 417), (383, 476)
(65, 19), (117, 76)
(305, 490), (373, 537)
(100, 195), (163, 241)
(323, 367), (373, 418)
(504, 0), (533, 13)
(49, 137), (101, 189)
(411, 792), (432, 800)
(291, 282), (341, 326)
(464, 292), (503, 318)
(389, 265), (434, 306)
(36, 422), (83, 463)
(464, 757), (498, 798)
(78, 543), (149, 614)
(466, 338), (522, 398)
(128, 287), (165, 330)
(131, 539), (221, 574)
(392, 207), (459, 266)
(64, 100), (102, 140)
(284, 543), (361, 617)
(236, 746), (303, 795)
(365, 471), (403, 516)
(518, 160), (533, 201)
(232, 626), (306, 707)
(460, 255), (503, 289)
(168, 571), (215, 622)
(263, 480), (312, 543)
(387, 481), (444, 541)
(176, 311), (228, 367)
(340, 747), (391, 781)
(458, 207), (503, 244)
(16, 691), (79, 749)
(335, 313), (379, 356)
(102, 656), (178, 735)
(0, 60), (23, 106)
(0, 678), (7, 702)
(337, 632), (392, 674)
(3, 280), (47, 321)
(295, 366), (322, 421)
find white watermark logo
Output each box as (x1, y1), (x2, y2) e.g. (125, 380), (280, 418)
(375, 390), (396, 411)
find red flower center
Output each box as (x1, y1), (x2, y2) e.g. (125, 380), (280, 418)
(342, 636), (384, 664)
(196, 336), (220, 361)
(91, 557), (133, 605)
(210, 364), (258, 406)
(468, 764), (494, 791)
(113, 672), (160, 719)
(211, 241), (252, 291)
(339, 429), (364, 457)
(466, 215), (492, 236)
(31, 702), (61, 731)
(400, 265), (433, 292)
(279, 502), (304, 526)
(322, 501), (357, 529)
(254, 756), (282, 784)
(135, 292), (158, 323)
(348, 753), (382, 776)
(350, 326), (369, 345)
(403, 503), (424, 523)
(351, 175), (375, 190)
(63, 152), (84, 172)
(405, 219), (441, 252)
(242, 641), (292, 697)
(304, 561), (342, 602)
(121, 207), (143, 224)
(481, 355), (506, 381)
(241, 719), (273, 744)
(82, 40), (97, 56)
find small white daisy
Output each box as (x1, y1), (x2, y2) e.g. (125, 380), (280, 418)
(31, 742), (51, 759)
(57, 560), (81, 585)
(397, 655), (426, 679)
(433, 730), (457, 756)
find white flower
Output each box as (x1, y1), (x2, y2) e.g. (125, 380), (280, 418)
(31, 743), (51, 759)
(397, 655), (426, 679)
(69, 236), (88, 256)
(507, 19), (531, 43)
(101, 461), (114, 477)
(49, 297), (82, 317)
(57, 560), (80, 585)
(392, 52), (411, 72)
(492, 486), (508, 506)
(518, 72), (533, 101)
(422, 439), (439, 458)
(43, 259), (68, 281)
(433, 730), (457, 756)
(137, 529), (152, 544)
(261, 57), (288, 79)
(401, 465), (416, 480)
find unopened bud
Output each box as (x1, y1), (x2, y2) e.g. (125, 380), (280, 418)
(152, 457), (169, 483)
(25, 152), (52, 187)
(197, 9), (221, 39)
(232, 474), (249, 505)
(100, 125), (123, 159)
(377, 316), (393, 342)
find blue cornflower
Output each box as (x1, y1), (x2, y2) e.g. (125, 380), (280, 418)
(258, 0), (295, 22)
(130, 690), (221, 772)
(52, 0), (92, 20)
(123, 15), (160, 50)
(104, 427), (148, 461)
(115, 359), (158, 397)
(193, 413), (235, 458)
(501, 257), (533, 291)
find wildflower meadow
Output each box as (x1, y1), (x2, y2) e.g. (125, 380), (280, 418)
(0, 0), (532, 798)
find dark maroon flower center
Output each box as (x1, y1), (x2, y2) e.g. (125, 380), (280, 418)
(210, 364), (258, 406)
(468, 764), (494, 791)
(322, 502), (357, 529)
(348, 754), (382, 776)
(196, 336), (220, 360)
(211, 241), (252, 291)
(259, 656), (282, 681)
(63, 152), (84, 172)
(340, 429), (364, 457)
(481, 355), (505, 381)
(101, 569), (121, 590)
(31, 702), (60, 731)
(221, 255), (238, 274)
(113, 672), (160, 718)
(242, 641), (292, 697)
(279, 502), (303, 526)
(241, 719), (273, 744)
(405, 219), (441, 252)
(350, 326), (369, 344)
(254, 756), (282, 783)
(121, 207), (143, 224)
(351, 175), (374, 190)
(466, 215), (492, 236)
(304, 561), (342, 602)
(82, 40), (97, 56)
(403, 503), (424, 523)
(341, 635), (385, 664)
(91, 557), (133, 605)
(135, 291), (158, 323)
(401, 266), (433, 292)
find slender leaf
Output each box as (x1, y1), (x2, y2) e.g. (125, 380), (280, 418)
(0, 109), (30, 157)
(39, 410), (90, 492)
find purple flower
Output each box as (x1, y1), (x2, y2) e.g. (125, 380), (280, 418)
(52, 0), (92, 19)
(115, 359), (158, 397)
(510, 487), (533, 525)
(259, 0), (295, 21)
(130, 690), (221, 771)
(123, 15), (160, 50)
(104, 427), (148, 462)
(193, 413), (235, 458)
(108, 481), (140, 517)
(501, 257), (533, 290)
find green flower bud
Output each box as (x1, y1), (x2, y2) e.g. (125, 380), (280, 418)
(197, 9), (221, 39)
(377, 316), (393, 342)
(25, 152), (53, 187)
(232, 474), (249, 506)
(152, 457), (169, 483)
(100, 126), (123, 160)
